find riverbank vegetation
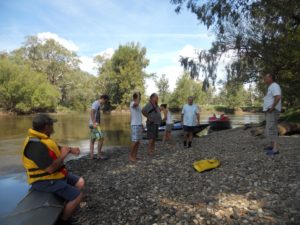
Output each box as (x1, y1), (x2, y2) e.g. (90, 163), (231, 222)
(0, 1), (299, 115)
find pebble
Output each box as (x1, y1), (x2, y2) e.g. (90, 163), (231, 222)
(66, 127), (300, 225)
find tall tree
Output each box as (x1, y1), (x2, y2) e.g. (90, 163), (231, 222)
(169, 73), (208, 108)
(15, 36), (80, 86)
(95, 43), (149, 106)
(155, 74), (170, 103)
(171, 0), (300, 106)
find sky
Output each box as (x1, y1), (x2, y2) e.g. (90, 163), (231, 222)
(0, 0), (229, 94)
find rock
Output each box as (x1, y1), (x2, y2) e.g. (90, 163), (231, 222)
(154, 209), (160, 215)
(65, 127), (300, 225)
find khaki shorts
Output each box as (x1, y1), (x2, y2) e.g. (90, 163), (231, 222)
(265, 111), (280, 141)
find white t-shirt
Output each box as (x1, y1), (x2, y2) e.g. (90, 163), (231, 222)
(263, 82), (282, 112)
(130, 101), (142, 126)
(89, 100), (101, 125)
(182, 104), (200, 126)
(166, 110), (173, 124)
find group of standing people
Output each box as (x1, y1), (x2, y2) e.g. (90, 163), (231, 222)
(88, 92), (201, 163)
(20, 73), (281, 225)
(129, 93), (200, 162)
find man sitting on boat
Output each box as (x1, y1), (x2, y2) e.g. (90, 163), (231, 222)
(22, 114), (84, 225)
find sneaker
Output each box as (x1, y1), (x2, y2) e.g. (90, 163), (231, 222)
(266, 150), (279, 156)
(183, 141), (187, 147)
(264, 146), (273, 151)
(97, 155), (109, 160)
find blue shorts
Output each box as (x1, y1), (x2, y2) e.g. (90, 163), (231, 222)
(32, 174), (81, 202)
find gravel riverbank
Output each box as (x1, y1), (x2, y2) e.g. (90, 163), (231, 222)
(67, 127), (300, 225)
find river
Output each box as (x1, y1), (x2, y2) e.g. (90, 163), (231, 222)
(0, 112), (264, 217)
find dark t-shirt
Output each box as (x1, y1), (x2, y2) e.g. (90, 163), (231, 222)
(24, 141), (53, 169)
(142, 102), (162, 125)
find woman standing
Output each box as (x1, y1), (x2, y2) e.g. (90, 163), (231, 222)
(160, 104), (173, 144)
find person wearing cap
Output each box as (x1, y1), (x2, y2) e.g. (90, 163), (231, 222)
(89, 94), (109, 160)
(22, 114), (84, 225)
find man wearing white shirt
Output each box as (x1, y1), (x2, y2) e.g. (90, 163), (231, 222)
(263, 74), (282, 155)
(181, 96), (200, 148)
(129, 92), (143, 162)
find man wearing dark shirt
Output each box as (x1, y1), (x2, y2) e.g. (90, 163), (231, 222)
(142, 93), (162, 155)
(22, 114), (84, 225)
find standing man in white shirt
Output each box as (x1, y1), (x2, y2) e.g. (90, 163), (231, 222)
(129, 92), (143, 162)
(181, 96), (200, 148)
(263, 73), (282, 155)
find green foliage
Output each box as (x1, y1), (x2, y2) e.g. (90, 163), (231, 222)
(168, 73), (211, 108)
(95, 42), (149, 107)
(155, 74), (170, 104)
(217, 82), (248, 109)
(172, 0), (300, 106)
(0, 35), (100, 113)
(0, 58), (60, 113)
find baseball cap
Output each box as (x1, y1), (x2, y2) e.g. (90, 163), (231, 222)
(32, 114), (57, 131)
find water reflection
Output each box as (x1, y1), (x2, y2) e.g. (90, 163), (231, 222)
(0, 112), (264, 175)
(0, 173), (29, 217)
(0, 112), (264, 217)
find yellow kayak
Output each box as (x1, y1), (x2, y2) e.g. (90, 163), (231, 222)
(193, 159), (220, 172)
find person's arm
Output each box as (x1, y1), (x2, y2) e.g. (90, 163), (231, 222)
(162, 110), (167, 122)
(90, 109), (97, 128)
(268, 95), (281, 112)
(132, 98), (140, 108)
(181, 106), (184, 124)
(142, 104), (148, 118)
(45, 147), (70, 174)
(196, 106), (200, 125)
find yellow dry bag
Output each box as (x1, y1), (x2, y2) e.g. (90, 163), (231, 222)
(193, 159), (220, 173)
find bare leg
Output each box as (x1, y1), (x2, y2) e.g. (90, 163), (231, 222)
(134, 141), (140, 159)
(162, 131), (167, 143)
(272, 141), (279, 152)
(75, 177), (85, 190)
(97, 138), (104, 158)
(89, 140), (95, 159)
(61, 193), (83, 221)
(129, 142), (139, 161)
(148, 139), (155, 155)
(188, 132), (193, 142)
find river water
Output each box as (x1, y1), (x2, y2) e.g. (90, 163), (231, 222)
(0, 112), (264, 217)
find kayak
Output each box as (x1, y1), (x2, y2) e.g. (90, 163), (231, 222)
(208, 114), (232, 131)
(145, 121), (209, 133)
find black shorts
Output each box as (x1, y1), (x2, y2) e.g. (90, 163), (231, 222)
(183, 125), (195, 133)
(147, 124), (159, 139)
(31, 174), (81, 202)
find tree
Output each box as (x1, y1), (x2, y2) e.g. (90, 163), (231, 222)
(169, 73), (208, 108)
(15, 36), (80, 85)
(171, 0), (300, 106)
(155, 74), (170, 103)
(0, 58), (60, 113)
(95, 43), (149, 107)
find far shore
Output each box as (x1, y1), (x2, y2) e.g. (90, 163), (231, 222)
(0, 106), (263, 117)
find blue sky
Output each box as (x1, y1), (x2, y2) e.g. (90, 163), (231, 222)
(0, 0), (222, 93)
